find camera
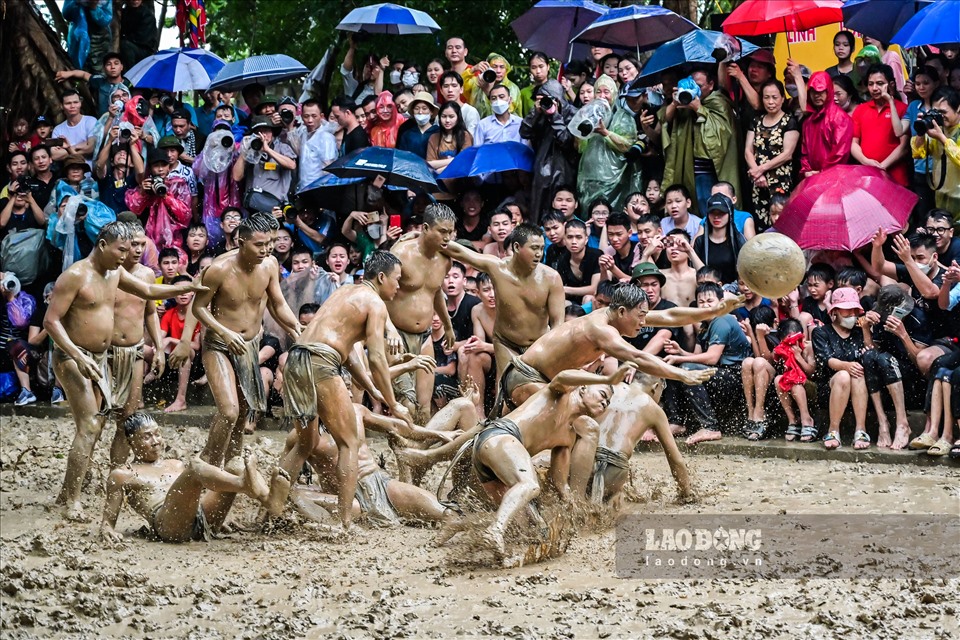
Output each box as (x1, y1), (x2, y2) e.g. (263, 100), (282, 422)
(14, 175), (36, 194)
(539, 94), (554, 111)
(915, 109), (945, 136)
(119, 128), (132, 142)
(281, 201), (297, 221)
(676, 76), (702, 106)
(624, 135), (649, 161)
(250, 137), (264, 152)
(76, 203), (88, 217)
(161, 95), (176, 110)
(220, 133), (235, 148)
(150, 176), (168, 197)
(481, 69), (497, 84)
(279, 109), (295, 125)
(1, 272), (21, 296)
(135, 99), (150, 118)
(112, 99), (124, 112)
(577, 121), (594, 136)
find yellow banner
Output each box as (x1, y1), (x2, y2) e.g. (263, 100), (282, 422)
(774, 23), (863, 79)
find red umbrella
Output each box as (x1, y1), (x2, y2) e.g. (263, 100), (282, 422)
(774, 166), (917, 251)
(722, 0), (843, 55)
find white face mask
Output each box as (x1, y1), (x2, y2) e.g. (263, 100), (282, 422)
(389, 70), (402, 85)
(916, 261), (933, 275)
(414, 113), (431, 126)
(491, 99), (509, 115)
(402, 72), (419, 88)
(838, 315), (857, 329)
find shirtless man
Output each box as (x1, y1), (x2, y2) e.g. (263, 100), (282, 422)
(100, 413), (269, 544)
(460, 273), (497, 416)
(44, 221), (205, 520)
(445, 363), (632, 561)
(661, 229), (698, 307)
(441, 223), (565, 386)
(481, 209), (514, 258)
(107, 215), (165, 467)
(265, 250), (413, 529)
(495, 283), (742, 416)
(287, 402), (468, 528)
(387, 203), (457, 417)
(189, 213), (301, 467)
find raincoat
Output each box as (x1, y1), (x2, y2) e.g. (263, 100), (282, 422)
(913, 123), (960, 219)
(662, 85), (741, 214)
(124, 177), (192, 254)
(576, 76), (636, 218)
(799, 72), (854, 176)
(366, 92), (407, 148)
(470, 53), (522, 119)
(47, 187), (116, 271)
(63, 0), (113, 72)
(519, 80), (579, 218)
(193, 134), (241, 245)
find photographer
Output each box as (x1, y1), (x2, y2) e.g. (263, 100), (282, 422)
(94, 130), (142, 215)
(520, 79), (576, 218)
(231, 116), (296, 206)
(286, 100), (336, 194)
(125, 148), (191, 253)
(159, 136), (199, 221)
(470, 53), (521, 118)
(911, 87), (960, 215)
(150, 91), (197, 140)
(1, 274), (37, 406)
(170, 110), (200, 166)
(0, 174), (47, 241)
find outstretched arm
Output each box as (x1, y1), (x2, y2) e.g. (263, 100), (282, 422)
(548, 362), (635, 394)
(118, 268), (206, 300)
(99, 469), (130, 544)
(645, 294), (745, 327)
(596, 328), (715, 386)
(441, 239), (503, 274)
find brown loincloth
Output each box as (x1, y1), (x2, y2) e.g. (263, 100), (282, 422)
(589, 446), (630, 503)
(202, 331), (266, 421)
(355, 469), (401, 527)
(53, 344), (113, 416)
(471, 418), (523, 484)
(282, 342), (345, 427)
(109, 340), (144, 412)
(392, 327), (430, 408)
(490, 356), (550, 418)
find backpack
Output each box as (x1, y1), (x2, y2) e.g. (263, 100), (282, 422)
(0, 228), (51, 286)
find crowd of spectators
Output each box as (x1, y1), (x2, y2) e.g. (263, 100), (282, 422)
(1, 29), (959, 456)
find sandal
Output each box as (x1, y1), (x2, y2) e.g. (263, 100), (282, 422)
(800, 424), (818, 443)
(746, 420), (769, 441)
(853, 430), (871, 450)
(785, 424), (801, 442)
(950, 441), (960, 460)
(927, 439), (951, 456)
(823, 431), (841, 449)
(908, 432), (938, 450)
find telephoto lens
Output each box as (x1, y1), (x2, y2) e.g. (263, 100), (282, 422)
(153, 177), (168, 197)
(251, 137), (264, 152)
(539, 95), (554, 111)
(119, 128), (132, 142)
(482, 69), (497, 84)
(677, 89), (694, 105)
(280, 110), (295, 125)
(135, 100), (150, 118)
(220, 134), (234, 148)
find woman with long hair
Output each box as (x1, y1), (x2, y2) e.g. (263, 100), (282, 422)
(745, 79), (800, 228)
(693, 193), (746, 284)
(905, 66), (942, 216)
(832, 74), (860, 116)
(427, 101), (473, 173)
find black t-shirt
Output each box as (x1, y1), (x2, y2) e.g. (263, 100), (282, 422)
(448, 294), (481, 342)
(260, 334), (282, 372)
(626, 298), (680, 355)
(0, 209), (43, 241)
(940, 237), (960, 266)
(544, 242), (567, 272)
(812, 323), (865, 379)
(894, 263), (947, 338)
(29, 301), (47, 330)
(98, 173), (138, 215)
(456, 217), (488, 244)
(801, 295), (831, 326)
(557, 247), (603, 305)
(693, 234), (741, 284)
(610, 241), (636, 277)
(342, 125), (370, 155)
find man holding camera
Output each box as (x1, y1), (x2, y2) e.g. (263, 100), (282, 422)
(0, 154), (47, 240)
(159, 136), (200, 222)
(231, 116), (297, 207)
(286, 100), (337, 194)
(125, 148), (191, 253)
(662, 68), (740, 215)
(94, 125), (144, 215)
(912, 87), (960, 217)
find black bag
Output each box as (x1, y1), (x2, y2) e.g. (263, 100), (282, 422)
(243, 188), (282, 215)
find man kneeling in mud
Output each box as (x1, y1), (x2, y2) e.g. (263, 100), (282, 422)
(442, 363), (634, 559)
(99, 413), (269, 544)
(286, 401), (475, 528)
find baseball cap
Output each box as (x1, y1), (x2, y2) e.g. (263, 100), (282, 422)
(33, 115), (50, 128)
(630, 262), (666, 285)
(705, 193), (733, 216)
(147, 147), (169, 166)
(828, 287), (863, 314)
(212, 119), (232, 131)
(250, 115), (278, 133)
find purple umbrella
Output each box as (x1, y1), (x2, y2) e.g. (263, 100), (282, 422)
(571, 4), (698, 52)
(511, 0), (609, 62)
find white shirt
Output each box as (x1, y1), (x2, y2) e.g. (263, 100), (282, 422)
(292, 124), (338, 193)
(168, 162), (198, 196)
(459, 102), (480, 138)
(53, 116), (98, 153)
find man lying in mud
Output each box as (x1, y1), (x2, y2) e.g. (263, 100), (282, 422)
(439, 362), (635, 561)
(285, 399), (477, 528)
(99, 413), (269, 544)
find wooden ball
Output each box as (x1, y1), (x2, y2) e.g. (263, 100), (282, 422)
(736, 233), (805, 300)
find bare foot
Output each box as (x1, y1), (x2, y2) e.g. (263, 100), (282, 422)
(434, 518), (469, 546)
(243, 451), (270, 503)
(243, 420), (256, 435)
(480, 527), (506, 560)
(890, 425), (911, 450)
(669, 423), (687, 437)
(685, 429), (722, 445)
(876, 429), (892, 448)
(264, 467), (291, 517)
(63, 501), (89, 522)
(192, 375), (207, 386)
(395, 447), (430, 484)
(164, 398), (187, 413)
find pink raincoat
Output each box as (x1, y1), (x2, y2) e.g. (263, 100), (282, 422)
(800, 72), (854, 175)
(125, 176), (192, 255)
(366, 92), (407, 148)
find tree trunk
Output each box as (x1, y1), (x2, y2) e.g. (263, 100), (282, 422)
(41, 0), (68, 41)
(156, 0), (169, 49)
(658, 0), (698, 22)
(0, 0), (95, 130)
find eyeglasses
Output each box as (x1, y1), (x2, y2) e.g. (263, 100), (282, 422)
(224, 215), (242, 222)
(925, 226), (951, 235)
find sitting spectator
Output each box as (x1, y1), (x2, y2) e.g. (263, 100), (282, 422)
(455, 189), (489, 250)
(183, 223), (210, 277)
(210, 207), (242, 255)
(659, 184), (701, 238)
(557, 219), (602, 306)
(599, 213), (635, 282)
(585, 198), (609, 250)
(852, 64), (910, 186)
(540, 210), (567, 270)
(160, 275), (201, 414)
(57, 49), (128, 115)
(662, 229), (698, 307)
(49, 90), (98, 163)
(739, 305), (778, 440)
(396, 93), (440, 158)
(923, 209), (959, 266)
(773, 317), (817, 442)
(482, 209), (514, 258)
(800, 263), (836, 328)
(700, 182), (756, 239)
(1, 278), (37, 406)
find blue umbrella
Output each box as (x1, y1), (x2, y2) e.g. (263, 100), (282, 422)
(637, 30), (759, 85)
(892, 0), (960, 48)
(439, 142), (534, 179)
(336, 3), (441, 35)
(209, 54), (309, 92)
(295, 173), (364, 196)
(843, 0), (934, 43)
(511, 0), (609, 62)
(325, 147), (438, 192)
(571, 4), (698, 52)
(125, 48), (225, 92)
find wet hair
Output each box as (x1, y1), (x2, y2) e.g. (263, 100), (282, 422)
(171, 274), (193, 285)
(565, 219), (587, 234)
(609, 282), (648, 311)
(506, 222), (543, 249)
(749, 304), (776, 329)
(696, 266), (723, 283)
(565, 304), (586, 318)
(933, 86), (960, 110)
(606, 213), (631, 230)
(666, 228), (692, 242)
(695, 281), (724, 301)
(805, 262), (836, 284)
(299, 302), (320, 316)
(866, 63), (895, 85)
(636, 213), (661, 228)
(123, 411), (157, 439)
(96, 220), (134, 245)
(909, 233), (938, 253)
(237, 212), (278, 239)
(664, 183), (691, 201)
(836, 267), (867, 289)
(780, 318), (803, 337)
(364, 249), (402, 280)
(596, 279), (616, 299)
(540, 210), (565, 227)
(158, 247), (180, 262)
(423, 202), (456, 227)
(476, 272), (493, 288)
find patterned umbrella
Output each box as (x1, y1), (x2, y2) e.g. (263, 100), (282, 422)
(775, 166), (917, 251)
(570, 4), (697, 51)
(125, 48), (225, 92)
(209, 54), (309, 92)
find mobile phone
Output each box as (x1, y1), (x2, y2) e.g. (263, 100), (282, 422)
(373, 174), (386, 188)
(389, 214), (401, 228)
(890, 303), (910, 320)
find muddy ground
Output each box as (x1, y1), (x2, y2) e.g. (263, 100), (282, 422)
(1, 415), (957, 639)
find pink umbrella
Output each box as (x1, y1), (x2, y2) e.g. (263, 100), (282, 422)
(774, 165), (917, 251)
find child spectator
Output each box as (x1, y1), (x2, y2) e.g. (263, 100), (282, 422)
(160, 275), (201, 414)
(659, 184), (701, 239)
(430, 313), (458, 408)
(155, 248), (181, 311)
(773, 318), (817, 442)
(740, 305), (778, 440)
(800, 263), (835, 328)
